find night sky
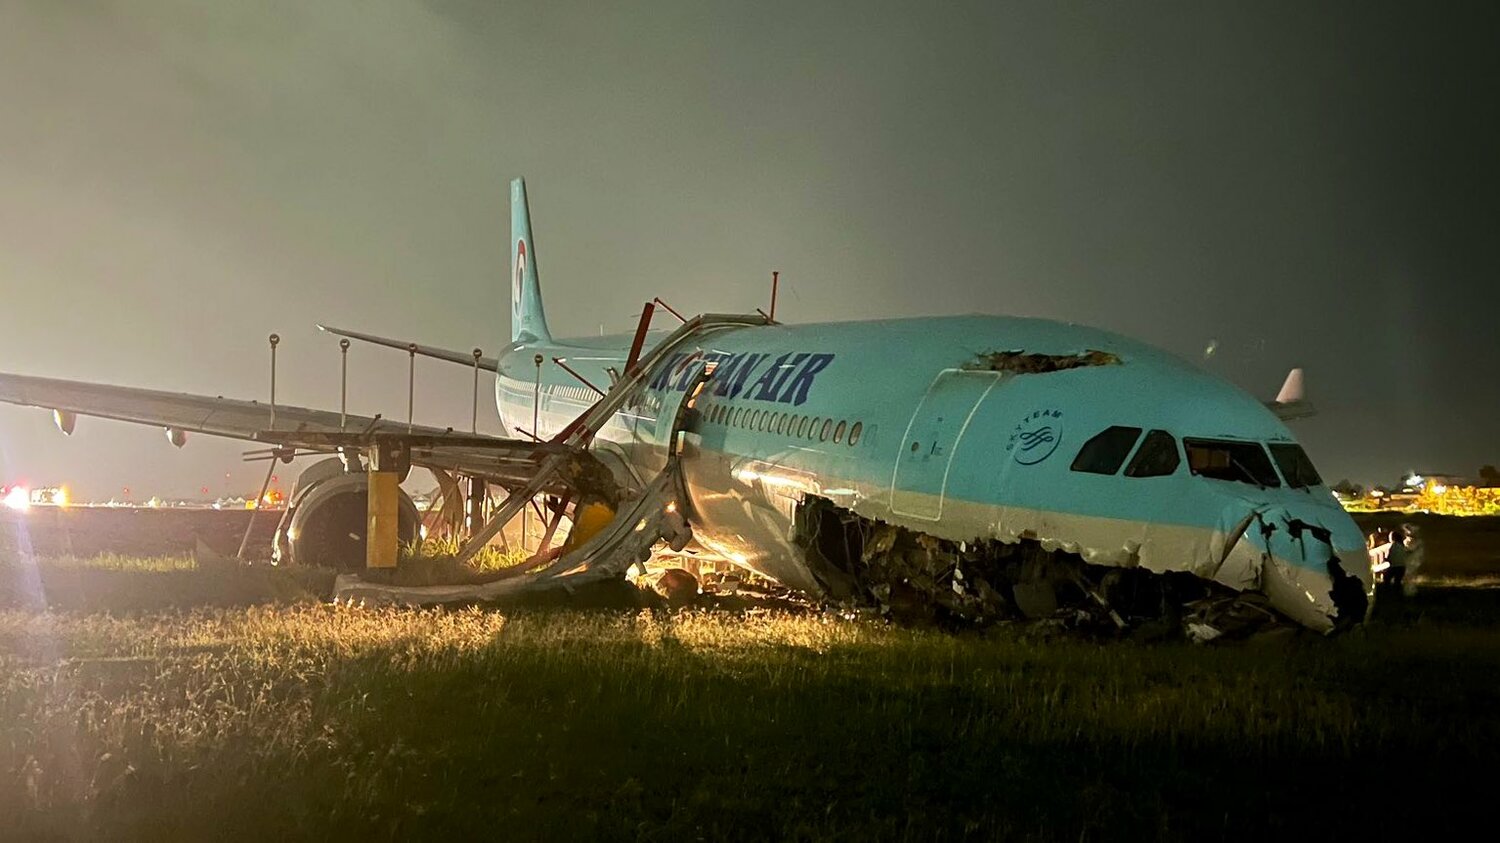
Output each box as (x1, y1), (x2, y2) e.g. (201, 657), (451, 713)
(1, 0), (1496, 499)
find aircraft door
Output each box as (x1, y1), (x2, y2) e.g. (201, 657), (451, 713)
(650, 356), (711, 460)
(890, 370), (1000, 521)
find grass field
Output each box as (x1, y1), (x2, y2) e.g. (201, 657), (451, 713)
(1, 554), (1498, 841)
(4, 514), (1500, 841)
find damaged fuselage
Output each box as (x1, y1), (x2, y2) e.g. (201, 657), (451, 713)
(496, 314), (1374, 634)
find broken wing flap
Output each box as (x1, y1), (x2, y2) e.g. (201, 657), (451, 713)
(328, 459), (691, 607)
(547, 312), (771, 446)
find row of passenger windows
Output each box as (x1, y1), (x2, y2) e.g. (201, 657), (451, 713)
(1070, 426), (1323, 489)
(547, 384), (599, 403)
(697, 401), (864, 446)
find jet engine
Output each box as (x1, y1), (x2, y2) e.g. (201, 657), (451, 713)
(272, 457), (420, 571)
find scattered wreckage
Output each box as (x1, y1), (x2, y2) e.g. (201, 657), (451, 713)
(791, 496), (1352, 642)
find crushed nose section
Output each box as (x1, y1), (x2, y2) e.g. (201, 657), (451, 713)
(964, 349), (1121, 374)
(1326, 553), (1370, 631)
(1210, 504), (1371, 636)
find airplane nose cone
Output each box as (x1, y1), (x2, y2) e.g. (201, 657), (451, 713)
(1214, 501), (1370, 633)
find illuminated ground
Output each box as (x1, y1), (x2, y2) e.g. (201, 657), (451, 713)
(1, 551), (1498, 841)
(2, 516), (1499, 839)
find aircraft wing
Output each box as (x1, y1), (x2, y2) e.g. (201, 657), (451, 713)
(316, 324), (500, 372)
(0, 372), (549, 485)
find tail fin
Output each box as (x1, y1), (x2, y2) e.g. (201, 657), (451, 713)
(510, 177), (552, 344)
(1266, 367), (1316, 421)
(1275, 368), (1305, 404)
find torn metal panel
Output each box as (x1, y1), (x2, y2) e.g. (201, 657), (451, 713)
(333, 462), (690, 607)
(792, 489), (1370, 637)
(964, 349), (1122, 374)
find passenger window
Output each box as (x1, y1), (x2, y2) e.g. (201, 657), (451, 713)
(809, 418), (822, 440)
(1070, 426), (1143, 475)
(797, 416), (810, 438)
(1184, 438), (1282, 487)
(776, 414), (788, 435)
(848, 421), (863, 446)
(1124, 430), (1180, 477)
(833, 420), (846, 443)
(819, 419), (832, 442)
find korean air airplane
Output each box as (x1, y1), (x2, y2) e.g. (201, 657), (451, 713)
(0, 178), (1373, 634)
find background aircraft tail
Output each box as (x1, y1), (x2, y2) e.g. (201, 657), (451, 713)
(1266, 367), (1316, 421)
(510, 177), (552, 344)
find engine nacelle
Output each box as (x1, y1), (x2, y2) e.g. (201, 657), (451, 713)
(164, 426), (187, 448)
(53, 409), (77, 436)
(272, 458), (420, 571)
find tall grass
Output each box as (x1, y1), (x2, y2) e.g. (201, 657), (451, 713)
(3, 589), (1500, 840)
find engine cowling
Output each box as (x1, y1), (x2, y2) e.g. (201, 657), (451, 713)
(273, 458), (420, 571)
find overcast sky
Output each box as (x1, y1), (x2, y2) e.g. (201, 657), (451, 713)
(1, 0), (1496, 498)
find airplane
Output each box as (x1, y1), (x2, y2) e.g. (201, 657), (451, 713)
(0, 178), (1373, 634)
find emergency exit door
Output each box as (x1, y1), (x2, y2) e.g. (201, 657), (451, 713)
(890, 370), (1000, 520)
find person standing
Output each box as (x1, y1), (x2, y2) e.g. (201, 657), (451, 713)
(1399, 523), (1424, 596)
(1385, 526), (1408, 591)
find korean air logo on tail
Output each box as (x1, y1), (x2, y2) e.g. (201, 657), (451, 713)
(514, 239), (528, 304)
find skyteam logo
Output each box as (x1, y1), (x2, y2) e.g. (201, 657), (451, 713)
(1008, 409), (1063, 465)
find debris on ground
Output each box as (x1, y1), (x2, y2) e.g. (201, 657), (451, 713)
(792, 495), (1296, 643)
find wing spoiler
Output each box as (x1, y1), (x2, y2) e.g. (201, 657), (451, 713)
(317, 324), (500, 372)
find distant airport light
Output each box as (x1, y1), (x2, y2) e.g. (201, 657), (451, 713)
(3, 486), (30, 512)
(1405, 474), (1424, 487)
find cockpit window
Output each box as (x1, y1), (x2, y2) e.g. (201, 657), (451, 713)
(1269, 443), (1323, 489)
(1070, 426), (1143, 475)
(1124, 430), (1180, 477)
(1183, 438), (1281, 487)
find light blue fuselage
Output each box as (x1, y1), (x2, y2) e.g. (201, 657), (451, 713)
(494, 314), (1371, 631)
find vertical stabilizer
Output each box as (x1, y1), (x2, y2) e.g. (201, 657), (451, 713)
(510, 178), (552, 344)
